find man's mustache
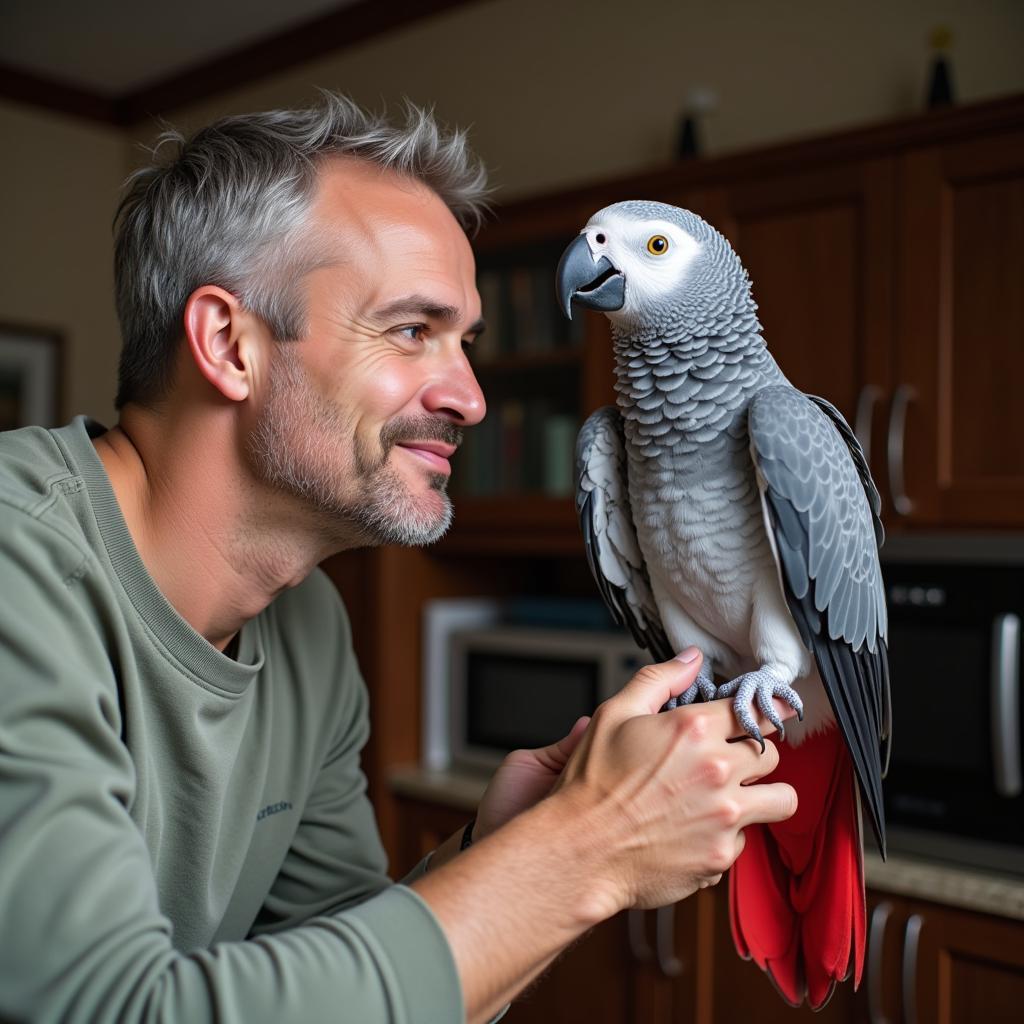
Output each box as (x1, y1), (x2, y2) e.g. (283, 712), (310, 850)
(380, 416), (463, 453)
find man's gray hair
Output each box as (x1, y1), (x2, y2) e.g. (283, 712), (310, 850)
(113, 92), (491, 409)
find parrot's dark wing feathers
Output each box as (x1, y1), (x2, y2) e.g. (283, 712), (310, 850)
(749, 386), (890, 857)
(576, 406), (672, 661)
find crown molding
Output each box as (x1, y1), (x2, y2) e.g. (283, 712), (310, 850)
(0, 0), (479, 127)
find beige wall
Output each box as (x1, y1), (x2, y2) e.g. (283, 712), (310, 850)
(0, 100), (125, 423)
(154, 0), (1024, 196)
(3, 0), (1023, 422)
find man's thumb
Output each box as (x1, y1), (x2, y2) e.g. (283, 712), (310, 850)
(612, 647), (704, 717)
(536, 715), (591, 770)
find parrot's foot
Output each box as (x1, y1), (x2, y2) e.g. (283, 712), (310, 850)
(714, 668), (804, 752)
(661, 661), (716, 712)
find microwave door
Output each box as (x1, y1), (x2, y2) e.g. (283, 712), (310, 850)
(885, 608), (1024, 857)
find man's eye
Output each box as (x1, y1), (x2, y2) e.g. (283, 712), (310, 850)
(395, 325), (425, 343)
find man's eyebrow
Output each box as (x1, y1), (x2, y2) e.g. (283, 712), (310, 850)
(373, 295), (485, 335)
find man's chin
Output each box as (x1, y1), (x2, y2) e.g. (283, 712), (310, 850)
(355, 487), (453, 548)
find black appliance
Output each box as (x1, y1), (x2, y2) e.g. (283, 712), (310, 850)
(881, 535), (1024, 875)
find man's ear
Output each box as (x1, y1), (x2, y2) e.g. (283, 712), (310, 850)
(183, 285), (259, 402)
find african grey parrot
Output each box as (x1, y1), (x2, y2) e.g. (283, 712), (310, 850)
(556, 201), (890, 1010)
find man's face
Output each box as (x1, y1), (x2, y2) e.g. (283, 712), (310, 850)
(246, 158), (486, 547)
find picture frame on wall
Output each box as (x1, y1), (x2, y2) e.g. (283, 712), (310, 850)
(0, 323), (63, 430)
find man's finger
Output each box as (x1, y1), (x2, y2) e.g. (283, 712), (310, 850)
(738, 781), (799, 827)
(605, 649), (704, 720)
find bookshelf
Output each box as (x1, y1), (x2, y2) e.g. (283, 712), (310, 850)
(439, 196), (619, 551)
(453, 243), (585, 500)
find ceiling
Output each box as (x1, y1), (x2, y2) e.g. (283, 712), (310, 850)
(0, 0), (360, 95)
(0, 0), (475, 124)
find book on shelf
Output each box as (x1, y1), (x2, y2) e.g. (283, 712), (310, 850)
(541, 413), (577, 497)
(499, 400), (525, 493)
(475, 270), (503, 361)
(455, 401), (578, 498)
(475, 258), (584, 360)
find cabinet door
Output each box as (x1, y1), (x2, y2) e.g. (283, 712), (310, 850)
(862, 892), (910, 1024)
(908, 900), (1024, 1024)
(895, 130), (1024, 528)
(502, 914), (639, 1024)
(621, 895), (709, 1023)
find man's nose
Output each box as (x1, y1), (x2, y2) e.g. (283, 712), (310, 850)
(421, 351), (486, 426)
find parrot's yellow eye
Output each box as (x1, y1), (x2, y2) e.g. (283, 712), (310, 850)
(647, 235), (669, 255)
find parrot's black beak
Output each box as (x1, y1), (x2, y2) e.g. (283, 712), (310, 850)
(555, 233), (625, 319)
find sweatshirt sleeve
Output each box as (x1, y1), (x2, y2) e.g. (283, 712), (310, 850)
(0, 509), (464, 1024)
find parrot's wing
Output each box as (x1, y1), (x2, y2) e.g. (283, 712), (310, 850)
(576, 406), (672, 661)
(748, 385), (891, 856)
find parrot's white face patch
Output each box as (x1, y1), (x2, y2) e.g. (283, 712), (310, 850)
(582, 211), (702, 326)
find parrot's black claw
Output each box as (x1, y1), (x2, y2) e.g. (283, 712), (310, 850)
(715, 667), (802, 749)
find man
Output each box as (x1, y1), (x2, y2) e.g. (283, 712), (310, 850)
(0, 95), (797, 1023)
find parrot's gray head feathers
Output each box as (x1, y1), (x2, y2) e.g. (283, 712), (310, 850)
(556, 200), (756, 340)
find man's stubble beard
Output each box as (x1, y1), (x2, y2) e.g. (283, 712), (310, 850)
(245, 344), (461, 547)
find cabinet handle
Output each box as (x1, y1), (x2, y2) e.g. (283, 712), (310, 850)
(867, 901), (894, 1024)
(992, 613), (1023, 798)
(627, 909), (652, 962)
(886, 385), (916, 516)
(854, 384), (883, 466)
(901, 913), (924, 1024)
(655, 905), (684, 978)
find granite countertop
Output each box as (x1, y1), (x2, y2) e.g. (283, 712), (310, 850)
(389, 764), (1024, 923)
(864, 850), (1024, 921)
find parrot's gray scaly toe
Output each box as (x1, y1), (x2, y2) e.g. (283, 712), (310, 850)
(660, 662), (716, 712)
(715, 668), (802, 750)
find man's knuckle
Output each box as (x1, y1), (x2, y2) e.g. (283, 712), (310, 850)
(717, 799), (741, 827)
(708, 840), (735, 873)
(683, 710), (710, 740)
(705, 756), (731, 787)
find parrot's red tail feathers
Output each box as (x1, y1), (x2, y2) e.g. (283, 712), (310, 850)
(729, 724), (866, 1010)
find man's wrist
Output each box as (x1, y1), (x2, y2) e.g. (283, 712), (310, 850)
(516, 790), (627, 929)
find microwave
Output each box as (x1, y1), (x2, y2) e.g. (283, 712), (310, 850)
(880, 535), (1024, 875)
(422, 599), (648, 774)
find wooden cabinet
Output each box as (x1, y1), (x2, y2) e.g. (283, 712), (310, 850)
(864, 894), (1024, 1024)
(670, 112), (1024, 532)
(895, 130), (1024, 528)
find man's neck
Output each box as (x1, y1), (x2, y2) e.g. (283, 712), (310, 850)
(93, 405), (330, 652)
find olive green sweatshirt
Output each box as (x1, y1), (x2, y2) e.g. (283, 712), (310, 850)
(0, 416), (463, 1023)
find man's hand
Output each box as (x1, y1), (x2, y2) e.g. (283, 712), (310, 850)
(474, 716), (591, 841)
(550, 647), (799, 917)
